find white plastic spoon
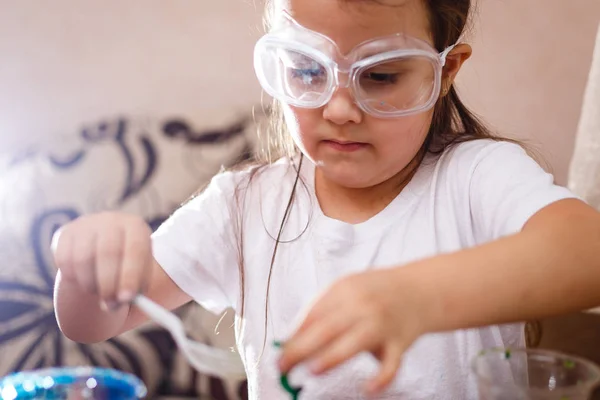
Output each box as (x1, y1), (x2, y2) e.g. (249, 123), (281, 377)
(133, 295), (246, 380)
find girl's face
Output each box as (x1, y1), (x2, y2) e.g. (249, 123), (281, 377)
(279, 0), (438, 189)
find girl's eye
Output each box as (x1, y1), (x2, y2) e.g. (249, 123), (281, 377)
(363, 72), (400, 84)
(290, 66), (325, 84)
(291, 68), (323, 77)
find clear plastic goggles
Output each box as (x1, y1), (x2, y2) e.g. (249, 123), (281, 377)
(254, 12), (456, 118)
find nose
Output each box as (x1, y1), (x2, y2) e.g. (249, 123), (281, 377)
(322, 88), (363, 125)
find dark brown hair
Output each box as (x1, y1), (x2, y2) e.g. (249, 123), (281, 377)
(232, 0), (537, 359)
(258, 0), (517, 162)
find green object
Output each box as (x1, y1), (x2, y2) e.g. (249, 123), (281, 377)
(274, 341), (303, 400)
(279, 373), (302, 400)
(563, 359), (576, 370)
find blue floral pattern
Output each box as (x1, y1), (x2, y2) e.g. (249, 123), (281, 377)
(0, 114), (256, 399)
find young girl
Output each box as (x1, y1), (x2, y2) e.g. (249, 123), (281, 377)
(52, 0), (600, 398)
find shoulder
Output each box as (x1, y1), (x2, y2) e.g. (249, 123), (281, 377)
(202, 157), (299, 192)
(446, 140), (576, 235)
(437, 139), (530, 174)
(420, 139), (539, 190)
(186, 156), (303, 210)
(414, 138), (549, 205)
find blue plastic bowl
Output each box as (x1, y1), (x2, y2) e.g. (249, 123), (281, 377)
(0, 367), (147, 400)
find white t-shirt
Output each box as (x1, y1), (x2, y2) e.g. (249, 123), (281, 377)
(152, 139), (576, 399)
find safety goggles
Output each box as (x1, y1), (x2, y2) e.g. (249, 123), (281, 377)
(254, 12), (456, 118)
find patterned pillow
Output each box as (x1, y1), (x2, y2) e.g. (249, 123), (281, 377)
(0, 114), (257, 399)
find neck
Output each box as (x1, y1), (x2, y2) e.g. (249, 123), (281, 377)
(315, 155), (422, 224)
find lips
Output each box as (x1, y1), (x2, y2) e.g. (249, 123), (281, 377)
(323, 139), (368, 152)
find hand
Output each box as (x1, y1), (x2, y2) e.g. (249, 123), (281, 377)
(278, 268), (429, 395)
(52, 212), (153, 311)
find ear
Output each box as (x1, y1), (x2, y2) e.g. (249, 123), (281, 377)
(442, 43), (472, 90)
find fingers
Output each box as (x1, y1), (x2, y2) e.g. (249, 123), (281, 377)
(283, 319), (406, 395)
(71, 229), (98, 293)
(117, 222), (152, 303)
(95, 223), (125, 310)
(365, 343), (404, 395)
(293, 291), (342, 335)
(279, 312), (352, 373)
(52, 227), (75, 280)
(51, 212), (154, 313)
(309, 324), (375, 375)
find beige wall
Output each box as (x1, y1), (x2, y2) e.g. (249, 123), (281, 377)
(1, 0), (599, 184)
(457, 0), (600, 184)
(0, 0), (264, 150)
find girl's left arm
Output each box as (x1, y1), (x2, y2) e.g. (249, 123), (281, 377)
(279, 198), (600, 394)
(415, 197), (600, 332)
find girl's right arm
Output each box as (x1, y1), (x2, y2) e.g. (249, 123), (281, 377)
(52, 212), (192, 344)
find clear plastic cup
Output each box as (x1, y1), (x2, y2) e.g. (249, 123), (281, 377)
(0, 367), (147, 400)
(472, 348), (600, 400)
